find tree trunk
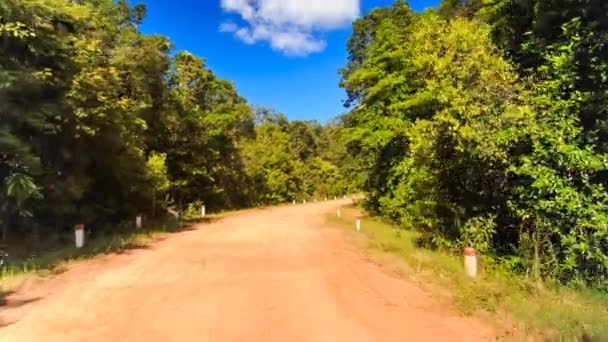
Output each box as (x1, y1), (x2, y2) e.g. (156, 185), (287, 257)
(1, 205), (9, 244)
(532, 222), (544, 293)
(152, 188), (156, 218)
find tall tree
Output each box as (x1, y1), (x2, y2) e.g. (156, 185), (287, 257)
(340, 7), (608, 289)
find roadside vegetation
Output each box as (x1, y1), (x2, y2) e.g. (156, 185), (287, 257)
(337, 1), (608, 337)
(0, 217), (180, 282)
(0, 0), (357, 273)
(2, 0), (608, 337)
(328, 204), (608, 339)
(339, 0), (608, 293)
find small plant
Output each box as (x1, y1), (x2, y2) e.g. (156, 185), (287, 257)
(183, 201), (204, 220)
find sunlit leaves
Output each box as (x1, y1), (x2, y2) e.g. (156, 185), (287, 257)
(340, 2), (608, 288)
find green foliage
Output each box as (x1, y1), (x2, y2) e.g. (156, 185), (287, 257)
(329, 205), (608, 338)
(242, 109), (356, 205)
(340, 4), (608, 290)
(146, 153), (170, 194)
(0, 0), (356, 250)
(4, 173), (41, 208)
(1, 173), (42, 241)
(469, 0), (608, 154)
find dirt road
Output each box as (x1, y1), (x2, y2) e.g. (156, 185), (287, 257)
(0, 201), (493, 341)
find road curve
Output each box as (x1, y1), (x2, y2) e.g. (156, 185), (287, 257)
(0, 201), (493, 341)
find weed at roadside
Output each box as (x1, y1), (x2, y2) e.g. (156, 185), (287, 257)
(326, 205), (608, 340)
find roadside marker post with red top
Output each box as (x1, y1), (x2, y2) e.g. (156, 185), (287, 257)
(464, 247), (477, 278)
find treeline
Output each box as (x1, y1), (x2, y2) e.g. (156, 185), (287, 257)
(0, 0), (355, 247)
(340, 0), (608, 289)
(244, 108), (357, 205)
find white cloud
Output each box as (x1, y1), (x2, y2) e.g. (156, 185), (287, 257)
(219, 0), (360, 56)
(219, 21), (239, 32)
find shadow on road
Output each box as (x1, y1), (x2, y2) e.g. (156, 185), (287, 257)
(1, 296), (41, 309)
(179, 217), (223, 227)
(0, 290), (15, 308)
(0, 290), (42, 328)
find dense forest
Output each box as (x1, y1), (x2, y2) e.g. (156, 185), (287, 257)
(2, 0), (608, 291)
(0, 0), (356, 249)
(339, 0), (608, 290)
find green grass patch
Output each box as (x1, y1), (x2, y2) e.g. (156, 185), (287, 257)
(327, 205), (608, 340)
(0, 210), (239, 286)
(0, 221), (175, 284)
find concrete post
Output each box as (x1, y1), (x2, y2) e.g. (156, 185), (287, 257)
(464, 247), (477, 278)
(75, 224), (85, 248)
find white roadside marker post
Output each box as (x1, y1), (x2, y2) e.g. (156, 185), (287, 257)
(136, 215), (143, 229)
(303, 199), (306, 204)
(334, 196), (337, 200)
(356, 218), (361, 232)
(201, 204), (206, 218)
(293, 200), (296, 205)
(314, 198), (317, 203)
(464, 247), (477, 278)
(324, 197), (327, 201)
(75, 224), (85, 248)
(337, 210), (341, 218)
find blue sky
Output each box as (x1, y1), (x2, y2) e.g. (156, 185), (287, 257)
(140, 1), (440, 123)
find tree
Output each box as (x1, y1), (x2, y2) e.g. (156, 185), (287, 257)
(0, 0), (355, 257)
(470, 0), (608, 154)
(146, 152), (170, 216)
(339, 8), (608, 289)
(339, 0), (412, 108)
(157, 51), (254, 210)
(243, 119), (297, 204)
(1, 173), (42, 241)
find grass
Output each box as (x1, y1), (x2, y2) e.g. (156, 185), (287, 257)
(0, 222), (172, 286)
(327, 204), (608, 341)
(0, 202), (285, 287)
(0, 211), (234, 289)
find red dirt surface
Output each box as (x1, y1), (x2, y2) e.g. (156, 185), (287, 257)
(0, 201), (494, 341)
